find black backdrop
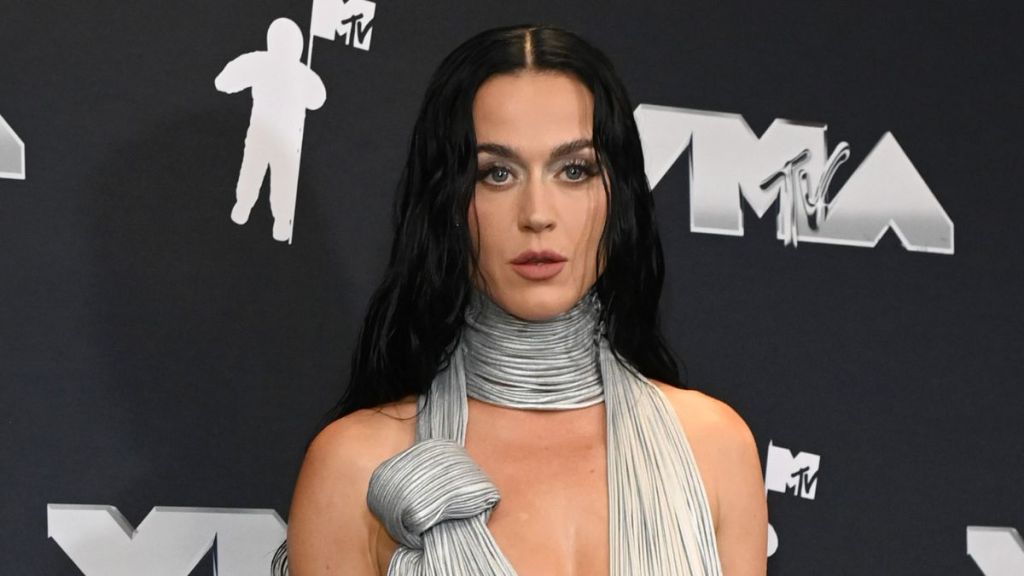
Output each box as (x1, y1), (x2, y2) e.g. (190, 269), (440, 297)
(2, 1), (1021, 574)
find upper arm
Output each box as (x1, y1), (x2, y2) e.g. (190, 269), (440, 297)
(656, 384), (768, 576)
(286, 418), (380, 576)
(214, 52), (260, 93)
(708, 401), (767, 576)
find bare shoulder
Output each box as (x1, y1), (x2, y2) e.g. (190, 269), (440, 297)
(302, 395), (419, 491)
(650, 380), (757, 451)
(649, 379), (761, 496)
(287, 396), (418, 575)
(312, 397), (419, 459)
(650, 380), (768, 575)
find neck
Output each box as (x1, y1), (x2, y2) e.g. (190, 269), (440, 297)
(462, 288), (604, 410)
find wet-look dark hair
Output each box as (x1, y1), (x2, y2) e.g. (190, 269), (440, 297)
(340, 22), (684, 416)
(274, 22), (684, 575)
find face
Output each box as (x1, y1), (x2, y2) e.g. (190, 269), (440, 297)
(468, 70), (608, 321)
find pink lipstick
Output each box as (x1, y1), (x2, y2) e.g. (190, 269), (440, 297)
(510, 250), (567, 281)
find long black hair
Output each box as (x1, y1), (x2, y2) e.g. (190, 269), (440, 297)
(272, 22), (684, 575)
(338, 22), (684, 416)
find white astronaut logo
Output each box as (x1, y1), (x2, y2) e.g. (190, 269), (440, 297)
(635, 105), (955, 254)
(216, 18), (326, 243)
(0, 114), (26, 180)
(216, 0), (376, 244)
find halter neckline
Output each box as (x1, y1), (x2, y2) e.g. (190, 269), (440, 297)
(463, 288), (604, 410)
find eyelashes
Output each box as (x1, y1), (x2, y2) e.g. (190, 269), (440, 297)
(476, 159), (600, 187)
(477, 165), (510, 185)
(561, 159), (602, 182)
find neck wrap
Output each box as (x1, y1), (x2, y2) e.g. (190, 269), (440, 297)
(367, 289), (722, 575)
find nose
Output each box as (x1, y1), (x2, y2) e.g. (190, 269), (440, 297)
(518, 174), (555, 233)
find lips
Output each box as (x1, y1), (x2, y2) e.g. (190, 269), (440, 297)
(510, 250), (567, 281)
(510, 250), (567, 265)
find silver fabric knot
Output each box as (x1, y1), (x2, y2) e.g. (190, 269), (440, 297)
(367, 438), (500, 550)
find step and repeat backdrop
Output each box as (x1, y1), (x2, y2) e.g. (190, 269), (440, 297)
(2, 1), (1021, 574)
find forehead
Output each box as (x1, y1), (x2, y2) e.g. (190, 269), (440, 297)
(472, 71), (593, 153)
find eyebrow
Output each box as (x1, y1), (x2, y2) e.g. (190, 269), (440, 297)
(476, 138), (594, 162)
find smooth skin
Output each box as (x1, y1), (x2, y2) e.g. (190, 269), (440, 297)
(287, 70), (767, 575)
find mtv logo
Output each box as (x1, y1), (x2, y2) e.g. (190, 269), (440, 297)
(311, 0), (375, 51)
(338, 0), (374, 51)
(765, 440), (820, 499)
(0, 113), (26, 180)
(634, 105), (954, 254)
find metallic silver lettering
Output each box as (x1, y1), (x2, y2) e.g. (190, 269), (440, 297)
(0, 114), (25, 180)
(634, 104), (954, 253)
(47, 504), (285, 576)
(967, 526), (1024, 576)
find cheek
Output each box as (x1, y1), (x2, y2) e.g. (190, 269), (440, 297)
(467, 195), (502, 280)
(468, 193), (507, 249)
(467, 197), (478, 250)
(584, 188), (608, 241)
(586, 188), (609, 276)
(596, 215), (608, 274)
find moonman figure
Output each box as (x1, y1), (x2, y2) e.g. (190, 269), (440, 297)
(215, 18), (326, 242)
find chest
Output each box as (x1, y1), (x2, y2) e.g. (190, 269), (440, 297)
(461, 400), (610, 575)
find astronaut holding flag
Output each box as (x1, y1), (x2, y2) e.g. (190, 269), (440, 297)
(217, 2), (375, 244)
(308, 0), (376, 63)
(216, 18), (326, 243)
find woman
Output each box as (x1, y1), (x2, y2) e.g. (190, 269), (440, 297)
(281, 23), (766, 575)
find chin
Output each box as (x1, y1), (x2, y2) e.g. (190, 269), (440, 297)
(491, 283), (589, 322)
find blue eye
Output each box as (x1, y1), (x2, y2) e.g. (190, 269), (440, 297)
(563, 160), (597, 182)
(478, 164), (512, 185)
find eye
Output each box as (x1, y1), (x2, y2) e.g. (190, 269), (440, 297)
(490, 166), (510, 183)
(562, 159), (598, 182)
(477, 164), (513, 186)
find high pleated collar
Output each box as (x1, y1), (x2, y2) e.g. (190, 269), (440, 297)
(462, 288), (604, 410)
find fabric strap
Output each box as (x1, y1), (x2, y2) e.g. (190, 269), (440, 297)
(367, 289), (722, 575)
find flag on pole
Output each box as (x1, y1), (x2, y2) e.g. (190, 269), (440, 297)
(310, 0), (343, 40)
(309, 0), (376, 50)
